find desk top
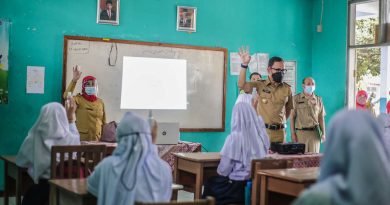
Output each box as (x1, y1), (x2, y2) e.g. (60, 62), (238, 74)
(258, 167), (319, 183)
(173, 152), (221, 162)
(0, 155), (17, 163)
(49, 178), (183, 196)
(49, 178), (90, 196)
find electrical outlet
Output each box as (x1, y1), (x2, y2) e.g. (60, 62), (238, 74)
(317, 24), (323, 32)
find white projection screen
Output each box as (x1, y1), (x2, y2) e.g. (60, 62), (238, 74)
(121, 56), (187, 110)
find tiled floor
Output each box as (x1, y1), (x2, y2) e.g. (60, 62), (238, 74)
(0, 191), (194, 205)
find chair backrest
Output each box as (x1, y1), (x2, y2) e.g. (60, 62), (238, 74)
(250, 158), (293, 205)
(135, 197), (215, 205)
(50, 145), (107, 179)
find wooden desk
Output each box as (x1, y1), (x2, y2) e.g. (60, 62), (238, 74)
(1, 155), (33, 205)
(49, 178), (184, 205)
(173, 152), (220, 199)
(49, 178), (96, 205)
(258, 167), (319, 205)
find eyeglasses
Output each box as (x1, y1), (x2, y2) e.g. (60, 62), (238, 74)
(271, 68), (287, 74)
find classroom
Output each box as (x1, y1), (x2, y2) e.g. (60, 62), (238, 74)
(1, 0), (390, 205)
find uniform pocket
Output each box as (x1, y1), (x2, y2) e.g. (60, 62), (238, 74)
(296, 103), (308, 109)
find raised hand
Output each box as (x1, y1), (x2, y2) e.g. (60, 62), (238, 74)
(65, 97), (77, 123)
(238, 46), (251, 65)
(72, 65), (82, 82)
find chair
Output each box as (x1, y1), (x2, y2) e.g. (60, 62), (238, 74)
(135, 197), (215, 205)
(50, 144), (107, 179)
(250, 159), (293, 205)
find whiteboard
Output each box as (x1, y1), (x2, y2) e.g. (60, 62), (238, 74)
(62, 36), (227, 132)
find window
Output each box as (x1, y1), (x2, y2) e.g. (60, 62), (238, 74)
(348, 0), (390, 115)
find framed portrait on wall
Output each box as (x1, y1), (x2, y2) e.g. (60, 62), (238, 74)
(97, 0), (119, 25)
(177, 6), (197, 32)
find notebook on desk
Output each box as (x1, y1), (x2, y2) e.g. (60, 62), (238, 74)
(155, 122), (180, 145)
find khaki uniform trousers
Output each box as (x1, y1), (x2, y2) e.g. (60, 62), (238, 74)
(296, 130), (320, 153)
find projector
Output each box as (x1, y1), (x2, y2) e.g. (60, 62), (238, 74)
(270, 142), (305, 154)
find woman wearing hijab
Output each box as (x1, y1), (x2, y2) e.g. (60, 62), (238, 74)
(63, 66), (106, 141)
(87, 112), (172, 205)
(16, 100), (80, 205)
(293, 110), (390, 205)
(356, 90), (368, 110)
(235, 93), (269, 149)
(203, 99), (269, 205)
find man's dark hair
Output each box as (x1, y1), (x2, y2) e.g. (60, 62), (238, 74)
(302, 77), (313, 84)
(268, 56), (284, 67)
(106, 0), (113, 5)
(250, 72), (261, 79)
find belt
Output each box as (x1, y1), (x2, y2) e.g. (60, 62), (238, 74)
(265, 123), (286, 130)
(295, 126), (316, 131)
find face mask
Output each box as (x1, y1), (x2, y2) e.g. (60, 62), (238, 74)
(304, 86), (315, 94)
(271, 71), (284, 83)
(85, 87), (97, 95)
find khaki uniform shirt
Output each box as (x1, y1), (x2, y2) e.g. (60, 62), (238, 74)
(64, 81), (106, 141)
(248, 78), (294, 124)
(292, 93), (325, 129)
(247, 78), (294, 142)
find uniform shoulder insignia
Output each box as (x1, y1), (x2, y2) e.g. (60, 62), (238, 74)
(283, 82), (291, 87)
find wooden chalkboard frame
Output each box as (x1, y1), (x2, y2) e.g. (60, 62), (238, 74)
(62, 35), (227, 132)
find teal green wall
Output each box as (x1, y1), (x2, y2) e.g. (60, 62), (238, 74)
(0, 0), (349, 190)
(311, 0), (348, 140)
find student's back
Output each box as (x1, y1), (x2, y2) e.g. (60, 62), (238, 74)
(203, 95), (269, 205)
(87, 112), (172, 205)
(293, 110), (390, 205)
(16, 101), (80, 205)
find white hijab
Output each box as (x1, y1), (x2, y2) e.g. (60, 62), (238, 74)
(220, 100), (269, 168)
(87, 112), (172, 205)
(234, 93), (270, 150)
(377, 113), (390, 149)
(16, 102), (80, 183)
(294, 110), (390, 205)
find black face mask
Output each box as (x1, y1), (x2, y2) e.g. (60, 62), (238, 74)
(272, 71), (284, 83)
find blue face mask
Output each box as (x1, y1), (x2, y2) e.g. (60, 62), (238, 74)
(304, 85), (315, 94)
(85, 86), (97, 95)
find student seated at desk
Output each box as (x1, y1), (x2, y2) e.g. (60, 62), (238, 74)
(87, 112), (172, 205)
(203, 99), (269, 205)
(16, 101), (80, 205)
(293, 110), (390, 205)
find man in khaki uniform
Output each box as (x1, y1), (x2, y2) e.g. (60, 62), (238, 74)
(63, 67), (106, 141)
(238, 47), (294, 143)
(290, 77), (325, 153)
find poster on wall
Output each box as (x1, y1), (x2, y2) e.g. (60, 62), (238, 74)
(283, 60), (297, 95)
(26, 66), (45, 94)
(97, 0), (120, 25)
(0, 19), (10, 104)
(229, 52), (269, 76)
